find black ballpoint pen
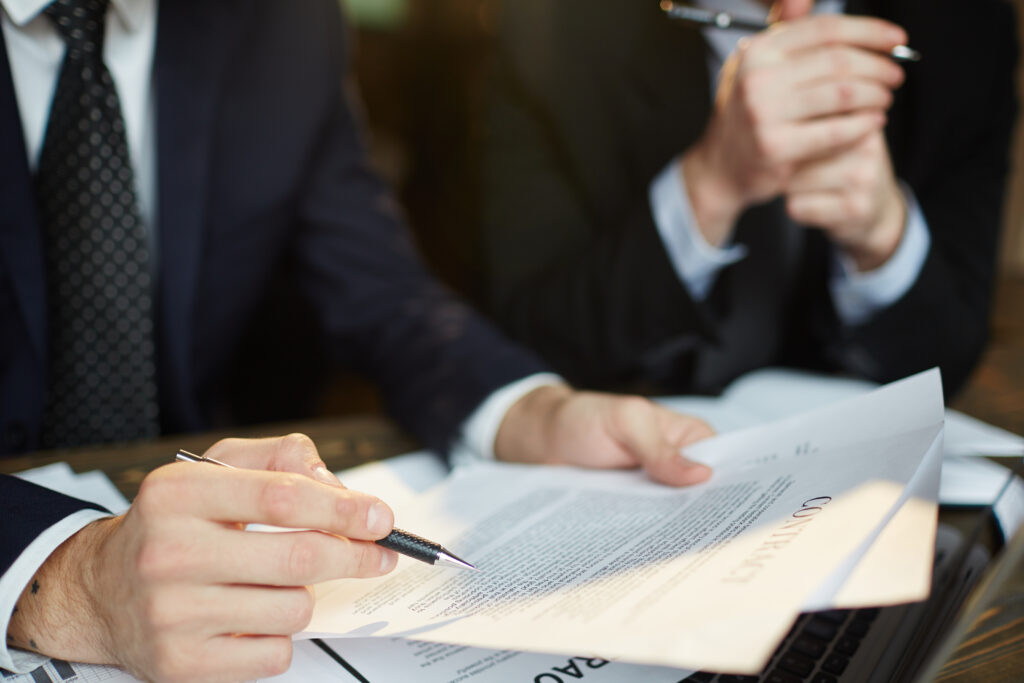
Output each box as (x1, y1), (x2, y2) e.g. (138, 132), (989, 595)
(175, 449), (478, 571)
(659, 1), (922, 62)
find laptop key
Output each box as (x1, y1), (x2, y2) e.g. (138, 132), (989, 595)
(822, 653), (850, 676)
(846, 618), (872, 638)
(765, 670), (802, 683)
(811, 674), (838, 683)
(815, 609), (849, 624)
(834, 634), (860, 656)
(803, 617), (839, 641)
(857, 608), (880, 621)
(778, 652), (815, 677)
(790, 635), (827, 659)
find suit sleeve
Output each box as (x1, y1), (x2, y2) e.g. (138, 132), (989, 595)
(0, 475), (110, 576)
(835, 0), (1019, 397)
(289, 1), (547, 453)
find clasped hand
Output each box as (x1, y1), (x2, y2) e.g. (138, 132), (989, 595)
(684, 2), (909, 269)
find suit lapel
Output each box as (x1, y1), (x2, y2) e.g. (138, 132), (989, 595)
(0, 27), (47, 365)
(153, 0), (240, 423)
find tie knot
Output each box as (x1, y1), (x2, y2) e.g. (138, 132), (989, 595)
(44, 0), (110, 58)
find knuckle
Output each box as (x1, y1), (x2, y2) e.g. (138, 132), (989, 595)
(356, 544), (385, 577)
(286, 589), (316, 631)
(835, 83), (854, 110)
(849, 165), (873, 190)
(135, 468), (179, 515)
(261, 638), (294, 677)
(818, 15), (842, 43)
(829, 48), (852, 75)
(843, 192), (868, 219)
(139, 590), (179, 632)
(334, 492), (359, 523)
(284, 536), (321, 581)
(135, 540), (171, 581)
(259, 477), (302, 524)
(614, 396), (654, 426)
(280, 432), (316, 459)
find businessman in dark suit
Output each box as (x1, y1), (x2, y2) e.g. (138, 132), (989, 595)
(482, 0), (1018, 397)
(0, 1), (714, 679)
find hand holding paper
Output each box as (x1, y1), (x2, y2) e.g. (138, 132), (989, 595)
(496, 384), (715, 486)
(305, 370), (946, 675)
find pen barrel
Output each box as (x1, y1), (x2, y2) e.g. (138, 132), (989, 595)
(376, 528), (441, 564)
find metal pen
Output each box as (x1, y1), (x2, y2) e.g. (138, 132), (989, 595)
(659, 1), (922, 62)
(175, 449), (477, 571)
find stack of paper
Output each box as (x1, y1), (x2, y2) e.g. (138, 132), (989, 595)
(303, 370), (947, 675)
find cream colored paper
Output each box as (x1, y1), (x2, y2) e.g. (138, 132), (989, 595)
(303, 370), (945, 674)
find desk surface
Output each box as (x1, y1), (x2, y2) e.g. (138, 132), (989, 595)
(2, 275), (1022, 682)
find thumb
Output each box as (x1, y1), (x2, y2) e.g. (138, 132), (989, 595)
(769, 0), (814, 22)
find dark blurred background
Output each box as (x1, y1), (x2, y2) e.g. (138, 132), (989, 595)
(314, 0), (1024, 424)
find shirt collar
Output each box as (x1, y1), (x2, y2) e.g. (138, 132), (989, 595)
(1, 0), (149, 32)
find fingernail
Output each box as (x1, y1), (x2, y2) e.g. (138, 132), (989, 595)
(313, 465), (342, 487)
(367, 502), (391, 536)
(380, 550), (397, 573)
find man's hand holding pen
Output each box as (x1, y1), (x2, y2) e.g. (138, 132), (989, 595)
(680, 0), (911, 267)
(7, 435), (399, 683)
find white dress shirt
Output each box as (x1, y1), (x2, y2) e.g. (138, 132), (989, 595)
(650, 0), (931, 325)
(0, 0), (555, 671)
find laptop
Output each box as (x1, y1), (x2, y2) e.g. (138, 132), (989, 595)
(683, 465), (1024, 683)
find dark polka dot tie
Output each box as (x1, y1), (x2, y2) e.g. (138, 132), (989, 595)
(35, 0), (159, 448)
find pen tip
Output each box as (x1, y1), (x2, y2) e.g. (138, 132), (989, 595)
(436, 550), (478, 572)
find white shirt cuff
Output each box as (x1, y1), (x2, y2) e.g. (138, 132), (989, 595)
(451, 372), (566, 469)
(830, 183), (931, 326)
(650, 157), (746, 301)
(1, 508), (114, 674)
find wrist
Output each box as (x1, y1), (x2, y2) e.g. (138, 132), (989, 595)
(845, 185), (907, 272)
(8, 518), (121, 667)
(494, 383), (573, 465)
(681, 143), (745, 247)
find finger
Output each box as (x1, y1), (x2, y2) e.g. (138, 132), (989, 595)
(205, 434), (343, 488)
(767, 14), (907, 57)
(787, 155), (854, 193)
(185, 634), (296, 682)
(177, 528), (398, 585)
(782, 45), (905, 91)
(140, 464), (395, 539)
(140, 583), (317, 638)
(213, 585), (317, 636)
(786, 190), (850, 227)
(769, 0), (814, 23)
(603, 400), (713, 487)
(770, 111), (883, 164)
(784, 79), (893, 121)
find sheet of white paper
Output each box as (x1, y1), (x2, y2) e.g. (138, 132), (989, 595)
(304, 371), (944, 674)
(659, 367), (1024, 458)
(318, 638), (692, 682)
(15, 462), (129, 514)
(334, 450), (449, 508)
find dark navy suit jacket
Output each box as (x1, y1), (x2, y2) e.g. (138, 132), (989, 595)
(1, 0), (545, 570)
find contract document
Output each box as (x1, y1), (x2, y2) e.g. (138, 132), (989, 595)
(303, 369), (945, 674)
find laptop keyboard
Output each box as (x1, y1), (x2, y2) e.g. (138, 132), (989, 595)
(682, 606), (881, 683)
